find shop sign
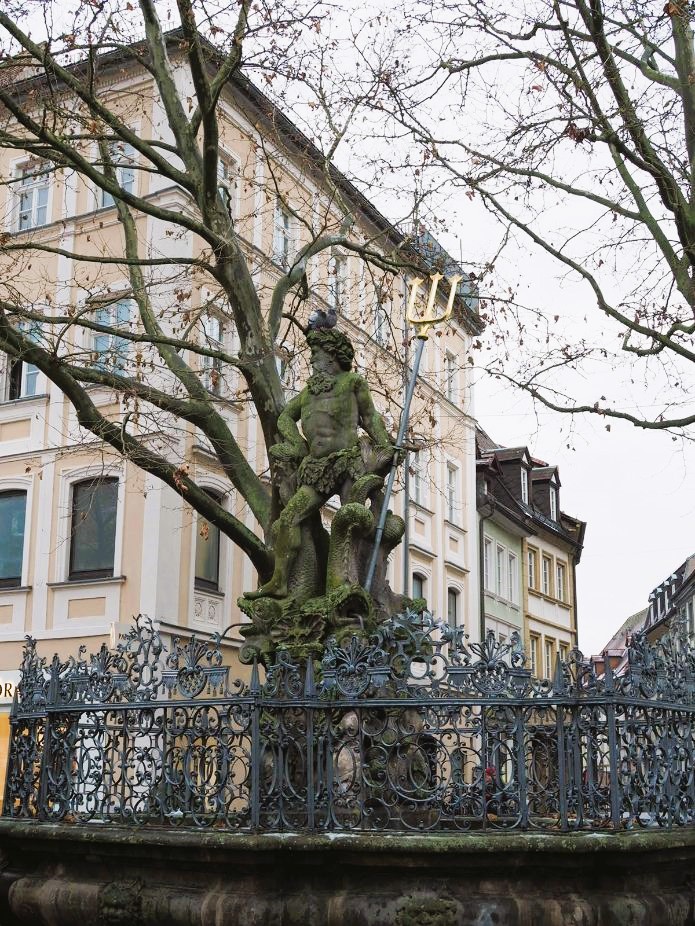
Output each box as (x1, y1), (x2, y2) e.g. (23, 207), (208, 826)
(0, 671), (20, 704)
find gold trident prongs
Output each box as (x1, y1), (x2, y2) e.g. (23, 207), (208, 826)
(406, 273), (463, 339)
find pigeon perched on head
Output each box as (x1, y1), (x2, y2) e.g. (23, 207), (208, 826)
(307, 306), (338, 330)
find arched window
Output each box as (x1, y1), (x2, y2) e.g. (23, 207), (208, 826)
(412, 572), (426, 603)
(69, 478), (118, 580)
(195, 494), (222, 592)
(447, 588), (459, 626)
(0, 491), (27, 588)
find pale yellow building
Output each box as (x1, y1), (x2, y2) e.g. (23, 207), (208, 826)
(0, 33), (483, 773)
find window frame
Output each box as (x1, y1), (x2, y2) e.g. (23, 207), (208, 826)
(5, 320), (41, 402)
(272, 199), (295, 268)
(446, 463), (459, 524)
(200, 312), (225, 395)
(527, 547), (538, 591)
(542, 555), (552, 597)
(412, 572), (426, 602)
(100, 142), (137, 208)
(14, 160), (52, 231)
(529, 634), (539, 676)
(328, 252), (348, 313)
(91, 297), (133, 372)
(410, 454), (427, 507)
(374, 297), (389, 346)
(496, 543), (506, 598)
(507, 552), (518, 604)
(447, 587), (459, 627)
(483, 537), (493, 591)
(68, 477), (119, 582)
(194, 491), (223, 593)
(217, 150), (241, 219)
(444, 351), (457, 403)
(0, 489), (28, 589)
(520, 467), (529, 504)
(549, 485), (558, 521)
(544, 638), (555, 679)
(556, 561), (567, 603)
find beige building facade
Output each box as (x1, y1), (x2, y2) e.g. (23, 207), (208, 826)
(0, 39), (483, 785)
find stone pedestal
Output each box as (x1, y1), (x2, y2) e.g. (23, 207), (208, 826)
(0, 820), (693, 925)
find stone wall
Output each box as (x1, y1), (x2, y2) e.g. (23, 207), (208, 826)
(0, 821), (693, 925)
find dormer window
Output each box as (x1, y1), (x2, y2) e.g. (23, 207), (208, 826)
(549, 485), (558, 521)
(520, 467), (529, 504)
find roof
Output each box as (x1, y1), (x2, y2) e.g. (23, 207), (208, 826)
(475, 427), (585, 554)
(475, 427), (500, 453)
(599, 607), (649, 654)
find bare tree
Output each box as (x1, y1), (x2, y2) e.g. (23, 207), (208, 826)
(356, 0), (695, 435)
(0, 1), (428, 593)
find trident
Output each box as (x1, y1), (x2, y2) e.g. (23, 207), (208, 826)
(364, 272), (463, 594)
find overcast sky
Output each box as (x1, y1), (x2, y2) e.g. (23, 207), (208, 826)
(461, 218), (695, 658)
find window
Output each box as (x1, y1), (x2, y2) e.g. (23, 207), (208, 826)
(374, 299), (389, 346)
(201, 314), (224, 395)
(6, 320), (40, 401)
(446, 464), (458, 523)
(687, 599), (695, 637)
(447, 588), (459, 626)
(0, 491), (27, 588)
(195, 495), (221, 592)
(92, 298), (132, 372)
(496, 544), (505, 597)
(483, 538), (493, 591)
(217, 154), (239, 217)
(549, 485), (558, 521)
(69, 479), (118, 580)
(273, 200), (294, 268)
(520, 467), (529, 504)
(559, 643), (569, 662)
(15, 161), (50, 230)
(556, 562), (567, 603)
(529, 635), (539, 676)
(544, 639), (555, 679)
(412, 572), (426, 602)
(527, 548), (537, 590)
(100, 143), (136, 208)
(542, 555), (552, 596)
(507, 553), (518, 604)
(411, 455), (425, 506)
(444, 352), (457, 403)
(329, 254), (348, 312)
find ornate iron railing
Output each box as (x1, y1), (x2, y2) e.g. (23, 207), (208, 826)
(4, 611), (695, 833)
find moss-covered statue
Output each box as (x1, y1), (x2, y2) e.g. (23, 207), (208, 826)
(239, 326), (408, 662)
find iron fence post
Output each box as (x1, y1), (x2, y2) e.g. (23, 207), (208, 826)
(37, 712), (51, 822)
(250, 659), (261, 831)
(304, 658), (315, 831)
(555, 704), (569, 831)
(603, 658), (622, 829)
(514, 705), (529, 829)
(570, 706), (584, 829)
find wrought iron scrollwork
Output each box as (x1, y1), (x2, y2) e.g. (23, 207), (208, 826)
(5, 610), (695, 834)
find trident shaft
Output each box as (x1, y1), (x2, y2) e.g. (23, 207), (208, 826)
(364, 273), (462, 594)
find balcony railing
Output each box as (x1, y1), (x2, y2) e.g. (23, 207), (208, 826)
(4, 611), (695, 833)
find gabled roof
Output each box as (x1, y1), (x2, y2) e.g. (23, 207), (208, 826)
(474, 426), (585, 554)
(493, 446), (531, 464)
(530, 466), (560, 486)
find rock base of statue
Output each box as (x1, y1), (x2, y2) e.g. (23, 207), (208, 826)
(238, 500), (407, 664)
